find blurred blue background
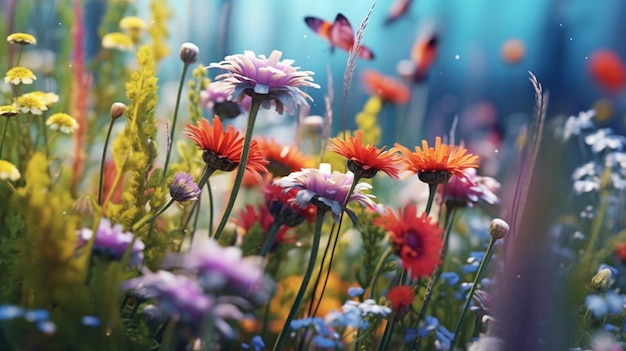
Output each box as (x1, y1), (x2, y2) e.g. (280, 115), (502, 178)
(80, 0), (626, 144)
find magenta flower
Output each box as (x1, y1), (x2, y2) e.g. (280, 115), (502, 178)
(76, 218), (144, 266)
(443, 168), (500, 208)
(200, 83), (252, 119)
(279, 163), (379, 223)
(208, 50), (320, 115)
(169, 172), (201, 202)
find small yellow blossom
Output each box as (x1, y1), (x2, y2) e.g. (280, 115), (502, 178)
(0, 160), (20, 181)
(0, 105), (19, 117)
(46, 113), (79, 134)
(28, 91), (59, 107)
(15, 94), (47, 115)
(120, 16), (147, 31)
(102, 32), (134, 51)
(4, 66), (37, 85)
(7, 32), (36, 45)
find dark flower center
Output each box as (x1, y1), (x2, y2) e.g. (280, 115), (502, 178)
(347, 160), (378, 179)
(267, 200), (306, 227)
(405, 231), (423, 255)
(418, 170), (452, 185)
(202, 150), (238, 172)
(213, 101), (242, 119)
(267, 159), (293, 178)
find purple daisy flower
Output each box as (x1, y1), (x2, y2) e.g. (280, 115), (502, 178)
(208, 50), (320, 115)
(170, 172), (201, 202)
(76, 218), (145, 266)
(279, 163), (378, 223)
(443, 168), (500, 208)
(165, 240), (269, 301)
(122, 270), (211, 322)
(122, 270), (250, 338)
(200, 83), (252, 119)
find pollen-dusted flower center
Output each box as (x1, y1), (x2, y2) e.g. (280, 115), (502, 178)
(405, 231), (424, 256)
(202, 150), (238, 172)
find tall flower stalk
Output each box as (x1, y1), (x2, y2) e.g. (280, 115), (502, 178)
(213, 95), (262, 240)
(272, 209), (326, 351)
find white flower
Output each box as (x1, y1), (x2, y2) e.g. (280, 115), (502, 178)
(573, 178), (600, 194)
(605, 152), (626, 169)
(585, 128), (626, 153)
(563, 109), (595, 141)
(571, 161), (598, 181)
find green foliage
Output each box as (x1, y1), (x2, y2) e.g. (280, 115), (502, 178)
(355, 210), (395, 289)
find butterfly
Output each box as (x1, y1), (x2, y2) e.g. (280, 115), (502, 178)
(384, 0), (414, 25)
(410, 26), (438, 82)
(304, 14), (375, 60)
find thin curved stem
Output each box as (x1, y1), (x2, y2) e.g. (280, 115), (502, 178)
(213, 95), (263, 240)
(161, 63), (189, 181)
(206, 177), (214, 235)
(0, 117), (11, 158)
(451, 237), (498, 347)
(97, 118), (115, 206)
(259, 219), (284, 258)
(369, 246), (394, 298)
(425, 183), (437, 215)
(272, 210), (326, 351)
(132, 198), (176, 232)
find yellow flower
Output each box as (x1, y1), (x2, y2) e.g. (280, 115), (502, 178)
(16, 93), (47, 115)
(6, 32), (36, 45)
(4, 66), (37, 85)
(102, 32), (134, 51)
(0, 105), (19, 117)
(0, 160), (20, 181)
(46, 113), (79, 134)
(28, 91), (59, 107)
(120, 16), (147, 31)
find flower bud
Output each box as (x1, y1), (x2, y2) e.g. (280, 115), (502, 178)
(179, 42), (199, 64)
(489, 218), (509, 240)
(110, 102), (126, 120)
(169, 172), (201, 202)
(591, 268), (613, 292)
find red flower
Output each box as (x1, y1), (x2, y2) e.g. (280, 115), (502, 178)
(256, 137), (314, 177)
(361, 69), (410, 104)
(233, 204), (288, 246)
(264, 182), (316, 226)
(387, 285), (415, 315)
(328, 130), (402, 179)
(375, 204), (443, 279)
(184, 116), (268, 177)
(395, 137), (479, 184)
(616, 242), (626, 264)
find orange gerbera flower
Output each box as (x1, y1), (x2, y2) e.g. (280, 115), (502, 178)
(256, 137), (314, 177)
(328, 130), (401, 179)
(361, 69), (411, 104)
(395, 137), (479, 185)
(185, 116), (268, 177)
(375, 204), (443, 279)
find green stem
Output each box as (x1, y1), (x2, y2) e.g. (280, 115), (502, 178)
(259, 219), (284, 258)
(132, 198), (176, 232)
(272, 210), (326, 351)
(184, 196), (201, 251)
(0, 117), (10, 158)
(40, 113), (49, 157)
(425, 183), (437, 215)
(161, 62), (189, 181)
(378, 318), (397, 351)
(206, 177), (214, 235)
(97, 118), (116, 206)
(213, 95), (263, 240)
(582, 174), (611, 268)
(369, 246), (394, 298)
(159, 320), (177, 351)
(451, 237), (498, 347)
(411, 208), (457, 348)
